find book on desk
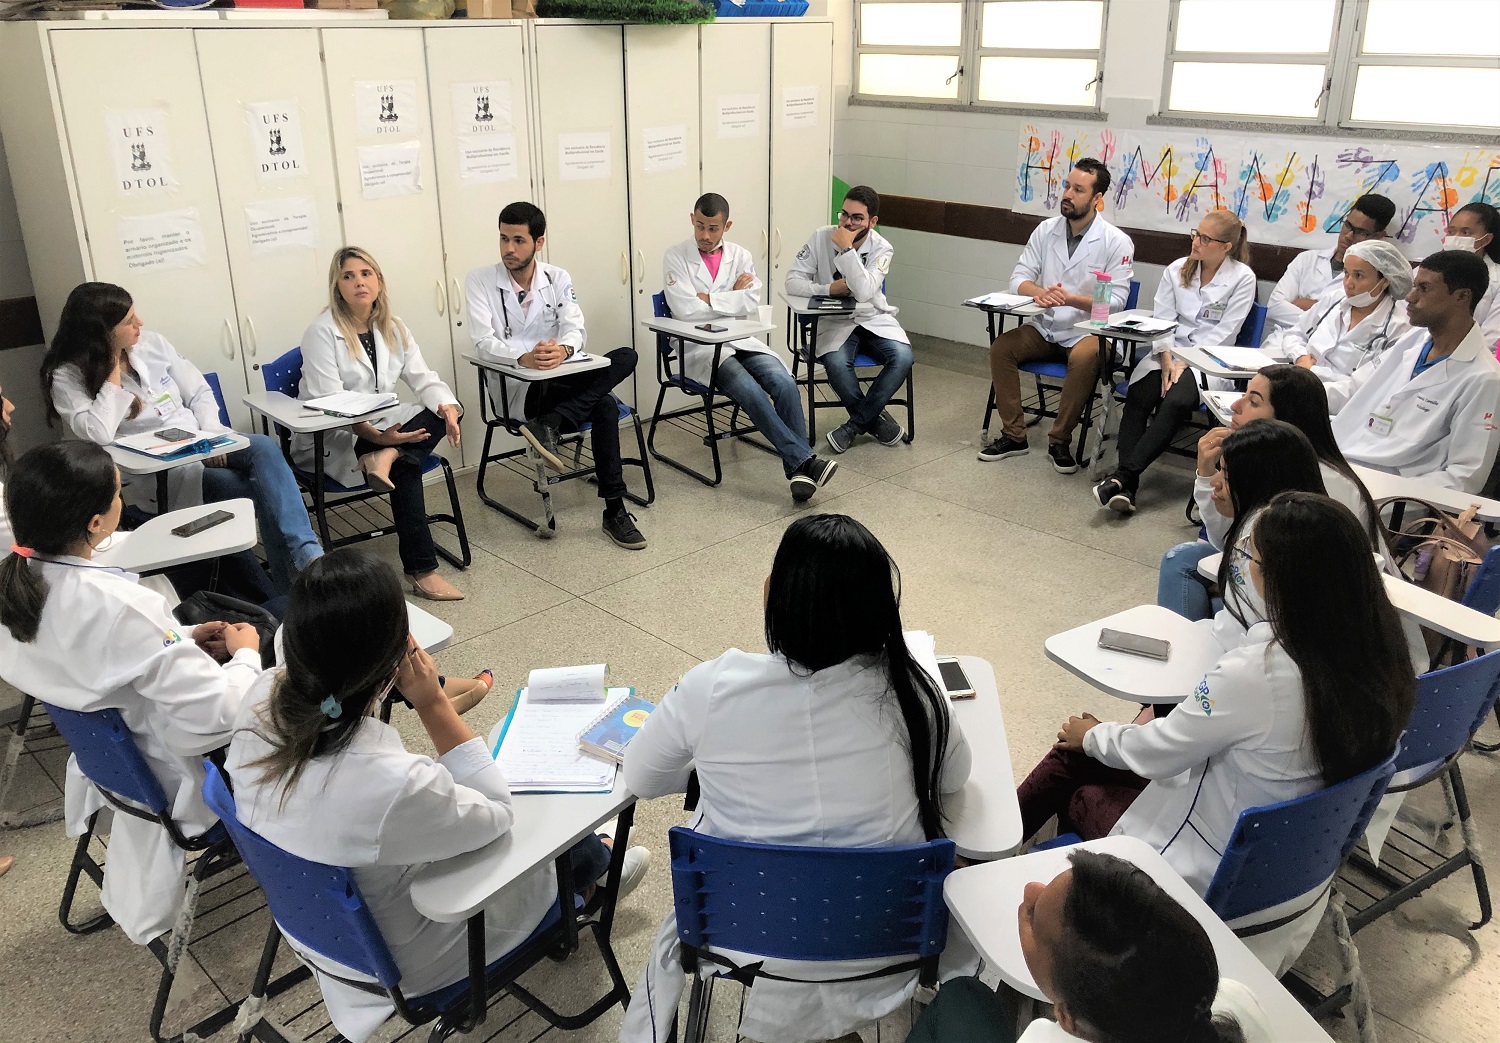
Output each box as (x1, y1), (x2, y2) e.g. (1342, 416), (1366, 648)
(113, 430), (238, 461)
(807, 294), (856, 312)
(493, 686), (639, 792)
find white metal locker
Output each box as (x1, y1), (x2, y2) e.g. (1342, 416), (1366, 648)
(699, 22), (772, 281)
(769, 20), (835, 298)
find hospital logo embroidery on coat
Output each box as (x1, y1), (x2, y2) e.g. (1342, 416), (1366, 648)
(1194, 678), (1214, 716)
(162, 629), (183, 647)
(797, 245), (811, 261)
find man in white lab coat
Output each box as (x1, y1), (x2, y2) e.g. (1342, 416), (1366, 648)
(1266, 193), (1395, 331)
(978, 158), (1135, 474)
(465, 201), (646, 550)
(785, 185), (913, 453)
(1333, 250), (1500, 493)
(662, 193), (838, 502)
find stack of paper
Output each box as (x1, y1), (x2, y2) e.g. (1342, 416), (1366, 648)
(493, 687), (623, 793)
(965, 292), (1034, 310)
(527, 663), (608, 703)
(904, 630), (943, 692)
(1198, 346), (1275, 371)
(303, 391), (399, 417)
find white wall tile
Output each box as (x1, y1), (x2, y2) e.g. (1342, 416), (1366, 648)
(906, 160), (938, 198)
(907, 123), (937, 162)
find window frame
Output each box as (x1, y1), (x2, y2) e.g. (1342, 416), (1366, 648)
(851, 0), (1109, 114)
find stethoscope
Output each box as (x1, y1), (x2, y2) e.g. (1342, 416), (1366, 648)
(498, 271), (546, 339)
(1305, 293), (1399, 359)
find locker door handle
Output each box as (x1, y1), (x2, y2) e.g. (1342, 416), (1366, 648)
(435, 280), (446, 316)
(620, 251), (629, 285)
(761, 228), (768, 263)
(636, 250), (644, 289)
(221, 318), (236, 361)
(450, 277), (463, 319)
(243, 316), (259, 358)
(773, 227), (782, 262)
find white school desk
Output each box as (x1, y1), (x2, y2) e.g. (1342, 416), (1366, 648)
(92, 498), (257, 574)
(943, 835), (1334, 1041)
(461, 350), (611, 384)
(1172, 342), (1266, 381)
(777, 291), (854, 444)
(1198, 552), (1500, 647)
(407, 600), (453, 653)
(1350, 465), (1500, 523)
(1202, 388), (1240, 426)
(1070, 312), (1170, 479)
(946, 656), (1024, 859)
(962, 294), (1044, 344)
(107, 433), (252, 515)
(640, 315), (776, 346)
(242, 390), (395, 436)
(1044, 604), (1223, 704)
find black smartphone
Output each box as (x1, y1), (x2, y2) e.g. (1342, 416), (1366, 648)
(171, 510), (234, 538)
(155, 427), (198, 442)
(695, 323), (728, 333)
(936, 656), (975, 699)
(1097, 628), (1172, 661)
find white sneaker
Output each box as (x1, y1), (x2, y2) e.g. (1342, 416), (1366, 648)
(599, 846), (652, 900)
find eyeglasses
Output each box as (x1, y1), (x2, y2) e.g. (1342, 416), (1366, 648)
(837, 210), (869, 224)
(1341, 219), (1380, 241)
(1188, 229), (1229, 246)
(1232, 543), (1262, 567)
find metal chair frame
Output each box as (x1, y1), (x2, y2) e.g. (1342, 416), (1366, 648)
(786, 309), (916, 447)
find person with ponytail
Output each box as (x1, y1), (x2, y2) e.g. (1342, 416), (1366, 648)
(224, 547), (649, 1043)
(620, 513), (974, 1043)
(0, 441), (263, 943)
(1094, 210), (1257, 514)
(906, 849), (1270, 1043)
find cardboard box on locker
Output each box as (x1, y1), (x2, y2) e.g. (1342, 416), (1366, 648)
(467, 0), (513, 16)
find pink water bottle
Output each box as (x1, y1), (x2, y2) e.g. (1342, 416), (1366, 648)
(1090, 271), (1112, 322)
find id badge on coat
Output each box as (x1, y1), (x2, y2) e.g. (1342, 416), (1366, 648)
(1199, 300), (1227, 324)
(1368, 413), (1395, 437)
(152, 391), (175, 419)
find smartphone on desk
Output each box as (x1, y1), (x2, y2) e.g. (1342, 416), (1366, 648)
(171, 510), (234, 538)
(1097, 628), (1171, 661)
(695, 323), (728, 333)
(155, 427), (198, 442)
(935, 656), (976, 699)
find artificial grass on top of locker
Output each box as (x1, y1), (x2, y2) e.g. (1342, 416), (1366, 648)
(536, 0), (717, 22)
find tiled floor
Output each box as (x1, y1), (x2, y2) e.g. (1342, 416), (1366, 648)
(2, 338), (1498, 1043)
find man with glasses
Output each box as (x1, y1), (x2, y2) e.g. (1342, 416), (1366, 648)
(1267, 193), (1395, 331)
(785, 185), (913, 453)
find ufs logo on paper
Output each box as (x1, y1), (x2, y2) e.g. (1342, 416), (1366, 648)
(268, 129), (286, 156)
(130, 143), (152, 172)
(379, 94), (399, 123)
(475, 94), (493, 123)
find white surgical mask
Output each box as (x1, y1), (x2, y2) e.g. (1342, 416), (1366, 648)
(1346, 281), (1387, 308)
(1443, 235), (1478, 253)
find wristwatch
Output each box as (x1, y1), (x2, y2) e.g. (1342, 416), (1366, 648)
(564, 345), (577, 359)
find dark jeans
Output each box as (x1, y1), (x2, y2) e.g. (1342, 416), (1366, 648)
(906, 976), (1019, 1043)
(354, 408), (446, 576)
(525, 347), (638, 503)
(823, 328), (913, 433)
(1113, 373), (1201, 493)
(1017, 747), (1150, 843)
(567, 833), (612, 889)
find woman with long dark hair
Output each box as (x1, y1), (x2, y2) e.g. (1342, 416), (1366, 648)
(620, 513), (973, 1043)
(1444, 201), (1500, 348)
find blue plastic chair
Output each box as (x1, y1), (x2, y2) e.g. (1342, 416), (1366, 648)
(644, 291), (776, 487)
(1456, 548), (1500, 752)
(43, 703), (253, 1043)
(667, 826), (954, 1043)
(1234, 302), (1269, 348)
(258, 347), (470, 568)
(201, 762), (628, 1041)
(202, 371), (233, 428)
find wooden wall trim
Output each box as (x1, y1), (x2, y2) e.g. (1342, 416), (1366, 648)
(0, 296), (43, 352)
(878, 195), (1301, 283)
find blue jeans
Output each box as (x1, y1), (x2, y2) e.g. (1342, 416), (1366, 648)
(821, 328), (913, 433)
(201, 433), (323, 595)
(1157, 540), (1220, 620)
(714, 351), (813, 475)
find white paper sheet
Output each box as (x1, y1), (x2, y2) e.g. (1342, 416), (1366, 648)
(716, 94), (761, 140)
(966, 292), (1036, 310)
(357, 141), (423, 199)
(106, 108), (178, 197)
(119, 209), (206, 272)
(642, 125), (687, 174)
(495, 688), (623, 792)
(244, 197), (319, 257)
(527, 663), (608, 704)
(457, 133), (518, 184)
(781, 86), (820, 129)
(244, 99), (308, 183)
(1198, 345), (1278, 370)
(451, 80), (512, 133)
(354, 80), (420, 138)
(559, 131), (611, 181)
(904, 630), (943, 694)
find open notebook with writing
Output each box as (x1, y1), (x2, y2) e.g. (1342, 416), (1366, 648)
(491, 686), (633, 793)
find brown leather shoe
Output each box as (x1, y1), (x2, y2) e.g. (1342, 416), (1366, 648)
(409, 571), (464, 601)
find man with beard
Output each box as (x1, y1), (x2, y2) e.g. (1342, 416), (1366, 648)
(978, 159), (1134, 474)
(465, 201), (646, 549)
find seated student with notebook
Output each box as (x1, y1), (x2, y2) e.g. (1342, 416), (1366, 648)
(466, 201), (647, 551)
(619, 513), (973, 1043)
(224, 548), (649, 1043)
(0, 441), (264, 944)
(906, 849), (1272, 1043)
(662, 192), (838, 502)
(43, 282), (322, 596)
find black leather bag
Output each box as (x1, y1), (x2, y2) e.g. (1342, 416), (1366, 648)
(173, 591), (279, 666)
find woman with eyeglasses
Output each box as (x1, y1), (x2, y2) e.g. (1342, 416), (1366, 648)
(1266, 193), (1395, 331)
(1093, 211), (1257, 515)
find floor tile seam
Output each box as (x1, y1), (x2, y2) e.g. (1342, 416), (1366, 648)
(571, 593), (710, 667)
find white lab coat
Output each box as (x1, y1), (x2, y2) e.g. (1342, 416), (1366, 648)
(0, 556), (261, 943)
(465, 261), (588, 418)
(1193, 463), (1369, 551)
(1331, 324), (1500, 492)
(1266, 246), (1341, 331)
(619, 649), (974, 1043)
(1276, 288), (1410, 412)
(661, 238), (784, 389)
(1474, 256), (1500, 353)
(50, 330), (230, 513)
(1130, 258), (1258, 387)
(224, 670), (556, 1043)
(1015, 978), (1273, 1043)
(1008, 214), (1136, 347)
(784, 227), (908, 357)
(296, 311), (459, 490)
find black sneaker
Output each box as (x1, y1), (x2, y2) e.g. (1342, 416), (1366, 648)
(1093, 477), (1136, 514)
(521, 416), (566, 472)
(1047, 442), (1079, 474)
(977, 436), (1029, 462)
(871, 410), (905, 446)
(602, 507), (647, 550)
(790, 456), (839, 503)
(827, 423), (858, 454)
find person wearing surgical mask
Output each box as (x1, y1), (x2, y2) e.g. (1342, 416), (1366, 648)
(1443, 202), (1500, 350)
(1266, 193), (1395, 331)
(1281, 238), (1413, 411)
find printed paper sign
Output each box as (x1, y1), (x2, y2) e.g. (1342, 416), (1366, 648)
(119, 209), (206, 272)
(244, 197), (319, 257)
(642, 125), (687, 174)
(451, 80), (512, 134)
(781, 87), (820, 129)
(354, 80), (420, 138)
(357, 141), (423, 199)
(457, 133), (518, 184)
(244, 100), (308, 183)
(559, 132), (611, 182)
(106, 109), (178, 197)
(717, 94), (760, 140)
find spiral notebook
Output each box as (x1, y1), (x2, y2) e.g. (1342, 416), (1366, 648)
(491, 686), (632, 793)
(578, 694), (655, 765)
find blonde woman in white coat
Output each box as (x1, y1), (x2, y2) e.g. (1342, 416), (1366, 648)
(1094, 212), (1257, 514)
(299, 247), (464, 601)
(0, 441), (262, 943)
(620, 514), (973, 1043)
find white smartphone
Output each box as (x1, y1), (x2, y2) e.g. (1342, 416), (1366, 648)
(1097, 628), (1172, 662)
(935, 656), (976, 700)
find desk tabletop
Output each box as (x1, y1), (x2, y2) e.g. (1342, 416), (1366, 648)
(962, 294), (1044, 317)
(1172, 343), (1266, 380)
(107, 433), (252, 475)
(94, 498), (257, 574)
(778, 291), (858, 318)
(1072, 309), (1174, 346)
(1352, 465), (1500, 523)
(1044, 604), (1222, 704)
(641, 317), (775, 343)
(1202, 388), (1239, 426)
(943, 835), (1333, 1039)
(407, 601), (454, 653)
(462, 350), (611, 382)
(946, 656), (1024, 859)
(243, 391), (388, 433)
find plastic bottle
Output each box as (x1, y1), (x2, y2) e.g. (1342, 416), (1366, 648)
(1090, 271), (1112, 323)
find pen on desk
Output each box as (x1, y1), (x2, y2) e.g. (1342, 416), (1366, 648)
(1201, 350), (1229, 368)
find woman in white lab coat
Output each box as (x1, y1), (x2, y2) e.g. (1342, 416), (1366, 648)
(42, 282), (323, 595)
(619, 513), (973, 1043)
(1018, 492), (1413, 899)
(1093, 212), (1257, 514)
(1444, 202), (1500, 350)
(299, 247), (464, 601)
(0, 441), (263, 943)
(224, 548), (648, 1043)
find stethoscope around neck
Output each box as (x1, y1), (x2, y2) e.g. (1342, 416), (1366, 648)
(1306, 293), (1399, 358)
(498, 268), (544, 339)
